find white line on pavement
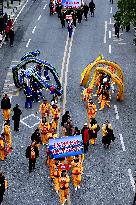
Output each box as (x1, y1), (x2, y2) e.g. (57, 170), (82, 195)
(118, 42), (127, 45)
(104, 21), (107, 43)
(12, 60), (19, 62)
(14, 0), (29, 23)
(38, 14), (41, 21)
(60, 33), (69, 84)
(26, 38), (31, 47)
(43, 4), (47, 9)
(32, 26), (37, 34)
(119, 134), (126, 151)
(109, 44), (111, 53)
(109, 30), (111, 39)
(110, 7), (112, 13)
(128, 169), (135, 193)
(114, 104), (119, 119)
(63, 29), (75, 115)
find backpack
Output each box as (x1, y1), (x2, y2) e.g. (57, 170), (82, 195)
(31, 148), (35, 159)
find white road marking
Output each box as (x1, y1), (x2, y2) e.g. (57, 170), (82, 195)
(62, 29), (75, 115)
(114, 105), (119, 119)
(43, 4), (47, 9)
(32, 26), (37, 34)
(20, 114), (41, 129)
(104, 21), (107, 43)
(60, 33), (69, 84)
(128, 169), (135, 193)
(109, 30), (111, 39)
(118, 42), (127, 45)
(110, 7), (112, 13)
(111, 84), (114, 93)
(26, 38), (31, 47)
(14, 0), (29, 23)
(38, 14), (41, 21)
(109, 44), (111, 53)
(119, 134), (126, 151)
(12, 60), (19, 63)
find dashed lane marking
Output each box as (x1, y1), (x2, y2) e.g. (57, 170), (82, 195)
(119, 134), (126, 151)
(32, 26), (37, 34)
(14, 0), (29, 23)
(109, 44), (111, 53)
(26, 38), (31, 47)
(118, 42), (127, 45)
(43, 4), (47, 9)
(110, 7), (112, 13)
(104, 21), (107, 43)
(128, 169), (135, 193)
(38, 14), (41, 21)
(109, 30), (111, 39)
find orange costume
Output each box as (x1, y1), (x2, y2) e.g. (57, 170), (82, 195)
(39, 121), (50, 144)
(4, 124), (12, 149)
(53, 165), (62, 192)
(38, 101), (50, 118)
(99, 90), (110, 110)
(83, 88), (92, 102)
(72, 164), (82, 190)
(0, 137), (6, 160)
(86, 101), (97, 122)
(59, 175), (70, 205)
(50, 105), (60, 130)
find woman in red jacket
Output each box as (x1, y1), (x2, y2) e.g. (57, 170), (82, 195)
(81, 123), (90, 153)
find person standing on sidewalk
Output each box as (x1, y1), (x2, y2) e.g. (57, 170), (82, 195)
(25, 142), (39, 173)
(81, 123), (90, 153)
(12, 104), (22, 132)
(9, 27), (15, 47)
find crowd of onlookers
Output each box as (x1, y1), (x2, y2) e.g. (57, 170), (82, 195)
(0, 13), (15, 46)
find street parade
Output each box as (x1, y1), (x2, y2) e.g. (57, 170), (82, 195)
(0, 0), (136, 204)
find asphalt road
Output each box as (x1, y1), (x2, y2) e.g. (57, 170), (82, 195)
(0, 0), (136, 204)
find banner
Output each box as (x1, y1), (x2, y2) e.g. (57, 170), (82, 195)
(49, 135), (83, 159)
(62, 0), (81, 8)
(66, 15), (72, 20)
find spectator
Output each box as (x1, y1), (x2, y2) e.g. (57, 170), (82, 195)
(9, 27), (14, 47)
(12, 104), (22, 132)
(81, 123), (90, 153)
(89, 0), (95, 17)
(83, 3), (89, 21)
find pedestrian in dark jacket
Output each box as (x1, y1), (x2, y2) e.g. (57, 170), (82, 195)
(77, 8), (82, 23)
(60, 12), (65, 28)
(89, 0), (95, 17)
(25, 142), (39, 173)
(114, 22), (120, 38)
(73, 127), (80, 135)
(31, 128), (41, 149)
(72, 11), (77, 27)
(49, 2), (54, 16)
(1, 94), (11, 121)
(133, 179), (136, 204)
(0, 171), (7, 204)
(9, 27), (14, 46)
(67, 22), (73, 38)
(83, 3), (89, 20)
(81, 123), (90, 153)
(61, 111), (71, 127)
(12, 104), (22, 132)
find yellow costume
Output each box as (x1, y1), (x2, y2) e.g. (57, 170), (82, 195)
(39, 121), (50, 144)
(4, 124), (12, 148)
(86, 102), (97, 121)
(53, 167), (62, 192)
(3, 109), (10, 121)
(99, 91), (110, 110)
(0, 138), (5, 160)
(72, 164), (82, 190)
(66, 156), (73, 165)
(50, 106), (60, 130)
(89, 123), (98, 145)
(59, 175), (70, 205)
(39, 102), (50, 118)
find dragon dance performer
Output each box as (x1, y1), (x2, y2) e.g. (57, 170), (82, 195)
(99, 87), (110, 110)
(71, 157), (83, 191)
(0, 134), (6, 160)
(4, 121), (12, 150)
(59, 170), (70, 205)
(86, 99), (97, 122)
(38, 99), (50, 119)
(102, 120), (115, 148)
(89, 118), (99, 145)
(39, 117), (50, 145)
(53, 160), (62, 193)
(50, 103), (60, 131)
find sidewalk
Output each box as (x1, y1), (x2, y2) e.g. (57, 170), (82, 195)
(0, 0), (27, 48)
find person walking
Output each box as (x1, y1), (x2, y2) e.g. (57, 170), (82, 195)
(1, 94), (11, 121)
(83, 3), (89, 21)
(133, 179), (136, 204)
(67, 22), (73, 38)
(72, 157), (82, 191)
(24, 84), (33, 109)
(114, 22), (120, 38)
(61, 111), (71, 127)
(0, 134), (6, 161)
(4, 121), (12, 150)
(89, 0), (95, 17)
(12, 104), (22, 132)
(73, 127), (80, 135)
(81, 123), (90, 153)
(39, 117), (50, 145)
(89, 118), (99, 145)
(25, 142), (39, 173)
(0, 171), (8, 204)
(49, 1), (54, 16)
(110, 0), (113, 4)
(59, 170), (70, 205)
(72, 11), (77, 27)
(8, 27), (14, 47)
(102, 120), (115, 148)
(77, 8), (82, 23)
(31, 128), (41, 150)
(38, 99), (50, 118)
(60, 13), (66, 28)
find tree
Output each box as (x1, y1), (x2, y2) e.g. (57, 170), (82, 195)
(114, 0), (136, 45)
